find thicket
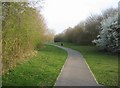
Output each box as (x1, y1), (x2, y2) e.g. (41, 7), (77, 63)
(2, 2), (53, 73)
(93, 12), (119, 53)
(54, 8), (119, 53)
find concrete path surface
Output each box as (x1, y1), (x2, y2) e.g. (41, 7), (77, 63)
(51, 44), (100, 86)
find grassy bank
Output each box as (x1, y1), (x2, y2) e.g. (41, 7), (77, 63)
(55, 42), (118, 86)
(2, 44), (67, 86)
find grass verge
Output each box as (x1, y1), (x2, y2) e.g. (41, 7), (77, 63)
(2, 44), (67, 86)
(55, 42), (118, 86)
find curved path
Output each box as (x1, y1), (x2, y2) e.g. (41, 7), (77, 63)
(50, 44), (100, 86)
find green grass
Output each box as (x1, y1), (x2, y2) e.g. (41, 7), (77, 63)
(54, 42), (118, 86)
(2, 44), (67, 86)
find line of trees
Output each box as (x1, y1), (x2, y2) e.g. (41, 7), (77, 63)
(54, 14), (103, 44)
(54, 8), (119, 53)
(2, 1), (54, 73)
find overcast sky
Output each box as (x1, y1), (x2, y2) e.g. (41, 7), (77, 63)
(41, 0), (119, 34)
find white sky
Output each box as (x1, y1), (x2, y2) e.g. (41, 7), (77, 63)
(41, 0), (119, 34)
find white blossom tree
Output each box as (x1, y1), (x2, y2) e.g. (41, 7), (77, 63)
(93, 12), (119, 53)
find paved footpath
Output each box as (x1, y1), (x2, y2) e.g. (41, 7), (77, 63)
(51, 44), (100, 86)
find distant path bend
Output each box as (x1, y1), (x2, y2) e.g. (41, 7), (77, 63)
(50, 44), (100, 86)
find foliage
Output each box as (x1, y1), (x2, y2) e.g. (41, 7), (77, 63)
(93, 12), (119, 53)
(54, 16), (102, 45)
(54, 33), (63, 42)
(54, 8), (118, 51)
(54, 13), (103, 45)
(2, 45), (67, 86)
(2, 2), (52, 73)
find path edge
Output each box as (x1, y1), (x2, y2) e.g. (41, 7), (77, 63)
(48, 43), (102, 86)
(47, 44), (69, 87)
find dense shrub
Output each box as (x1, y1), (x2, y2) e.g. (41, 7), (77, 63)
(2, 2), (51, 73)
(54, 33), (64, 42)
(93, 13), (119, 53)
